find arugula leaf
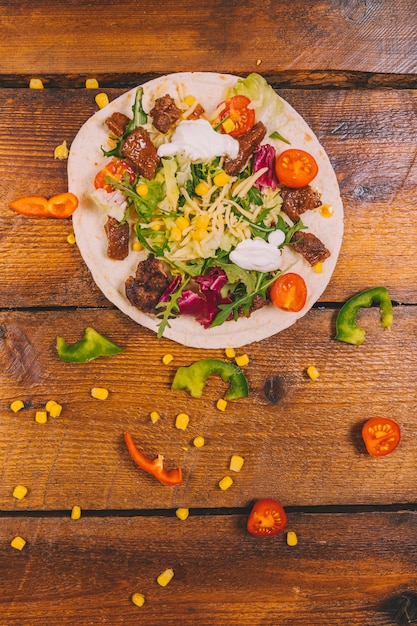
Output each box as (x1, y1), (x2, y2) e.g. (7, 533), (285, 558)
(155, 276), (191, 338)
(269, 130), (291, 145)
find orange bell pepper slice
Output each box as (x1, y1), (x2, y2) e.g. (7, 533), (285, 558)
(9, 192), (78, 218)
(124, 432), (183, 486)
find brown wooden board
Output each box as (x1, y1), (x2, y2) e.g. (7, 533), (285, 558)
(1, 511), (417, 625)
(0, 306), (414, 510)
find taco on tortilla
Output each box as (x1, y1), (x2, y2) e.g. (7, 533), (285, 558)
(68, 72), (343, 348)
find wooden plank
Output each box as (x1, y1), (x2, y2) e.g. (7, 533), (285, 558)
(0, 0), (416, 79)
(0, 306), (414, 510)
(1, 511), (416, 625)
(1, 87), (417, 307)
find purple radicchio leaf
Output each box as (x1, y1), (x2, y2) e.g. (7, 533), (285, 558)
(253, 144), (278, 191)
(178, 267), (232, 328)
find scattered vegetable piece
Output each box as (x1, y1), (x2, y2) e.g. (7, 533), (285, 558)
(235, 353), (249, 367)
(56, 326), (123, 362)
(162, 353), (174, 365)
(335, 287), (393, 346)
(10, 400), (24, 413)
(45, 400), (62, 417)
(150, 411), (160, 424)
(307, 365), (320, 381)
(54, 140), (69, 160)
(71, 505), (82, 520)
(193, 435), (205, 448)
(270, 273), (307, 312)
(124, 432), (183, 486)
(12, 485), (28, 500)
(172, 359), (249, 401)
(67, 233), (76, 245)
(219, 476), (233, 491)
(225, 348), (236, 359)
(216, 398), (227, 412)
(157, 568), (174, 587)
(362, 417), (401, 457)
(286, 531), (298, 546)
(11, 536), (26, 550)
(85, 78), (99, 89)
(9, 192), (78, 218)
(35, 411), (47, 424)
(247, 498), (287, 537)
(91, 387), (109, 400)
(229, 455), (245, 472)
(175, 413), (190, 430)
(275, 148), (318, 188)
(219, 95), (255, 137)
(95, 92), (109, 108)
(131, 592), (145, 607)
(29, 78), (43, 89)
(175, 508), (190, 521)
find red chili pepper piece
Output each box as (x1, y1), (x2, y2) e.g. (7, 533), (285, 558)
(124, 432), (183, 486)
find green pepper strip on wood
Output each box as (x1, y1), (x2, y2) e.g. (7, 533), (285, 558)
(335, 287), (393, 346)
(172, 359), (249, 401)
(56, 327), (123, 362)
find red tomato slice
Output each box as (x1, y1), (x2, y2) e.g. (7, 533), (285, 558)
(94, 158), (136, 192)
(362, 417), (401, 457)
(247, 498), (287, 537)
(219, 95), (255, 138)
(270, 273), (307, 312)
(275, 148), (318, 188)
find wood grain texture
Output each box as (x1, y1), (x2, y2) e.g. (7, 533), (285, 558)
(1, 511), (416, 625)
(1, 87), (417, 308)
(0, 0), (417, 80)
(0, 306), (414, 510)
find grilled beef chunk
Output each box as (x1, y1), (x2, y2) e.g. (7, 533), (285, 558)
(224, 121), (267, 176)
(125, 255), (171, 313)
(104, 216), (130, 260)
(105, 112), (130, 137)
(290, 231), (330, 266)
(121, 128), (160, 179)
(280, 185), (322, 222)
(238, 294), (267, 317)
(149, 94), (182, 133)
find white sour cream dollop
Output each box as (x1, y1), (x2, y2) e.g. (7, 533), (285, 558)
(229, 230), (286, 272)
(157, 119), (239, 161)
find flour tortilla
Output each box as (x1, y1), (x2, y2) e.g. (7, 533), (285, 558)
(68, 72), (343, 348)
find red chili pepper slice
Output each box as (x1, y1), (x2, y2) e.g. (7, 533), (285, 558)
(124, 432), (183, 486)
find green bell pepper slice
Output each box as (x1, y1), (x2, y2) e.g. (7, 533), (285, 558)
(172, 359), (249, 401)
(56, 327), (123, 362)
(335, 287), (393, 346)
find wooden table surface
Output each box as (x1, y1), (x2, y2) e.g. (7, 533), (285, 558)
(1, 1), (417, 624)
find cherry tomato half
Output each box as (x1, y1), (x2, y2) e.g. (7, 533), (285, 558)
(362, 417), (401, 457)
(247, 498), (287, 537)
(219, 95), (255, 138)
(270, 272), (307, 312)
(94, 158), (136, 192)
(275, 148), (318, 188)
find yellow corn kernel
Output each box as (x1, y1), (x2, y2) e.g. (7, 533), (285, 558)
(175, 507), (190, 521)
(235, 353), (249, 367)
(313, 261), (323, 273)
(131, 592), (145, 607)
(222, 118), (235, 134)
(67, 233), (76, 245)
(229, 455), (245, 473)
(162, 353), (174, 365)
(35, 410), (47, 424)
(219, 476), (233, 491)
(136, 183), (148, 196)
(54, 140), (69, 160)
(256, 58), (262, 66)
(46, 400), (62, 417)
(95, 92), (109, 109)
(71, 505), (82, 520)
(170, 226), (182, 241)
(194, 214), (210, 229)
(11, 536), (26, 551)
(216, 398), (227, 412)
(287, 531), (298, 546)
(150, 221), (162, 231)
(175, 413), (190, 430)
(29, 78), (44, 89)
(150, 411), (160, 424)
(225, 347), (235, 359)
(132, 241), (143, 251)
(195, 181), (209, 196)
(193, 435), (205, 448)
(85, 78), (99, 89)
(213, 171), (231, 187)
(12, 485), (28, 500)
(307, 365), (320, 381)
(10, 400), (24, 413)
(91, 387), (109, 400)
(191, 228), (209, 242)
(175, 216), (190, 231)
(157, 568), (174, 587)
(184, 95), (196, 107)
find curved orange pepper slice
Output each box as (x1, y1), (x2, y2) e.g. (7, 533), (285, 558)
(9, 192), (78, 218)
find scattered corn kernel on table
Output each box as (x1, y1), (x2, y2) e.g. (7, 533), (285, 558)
(1, 1), (417, 624)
